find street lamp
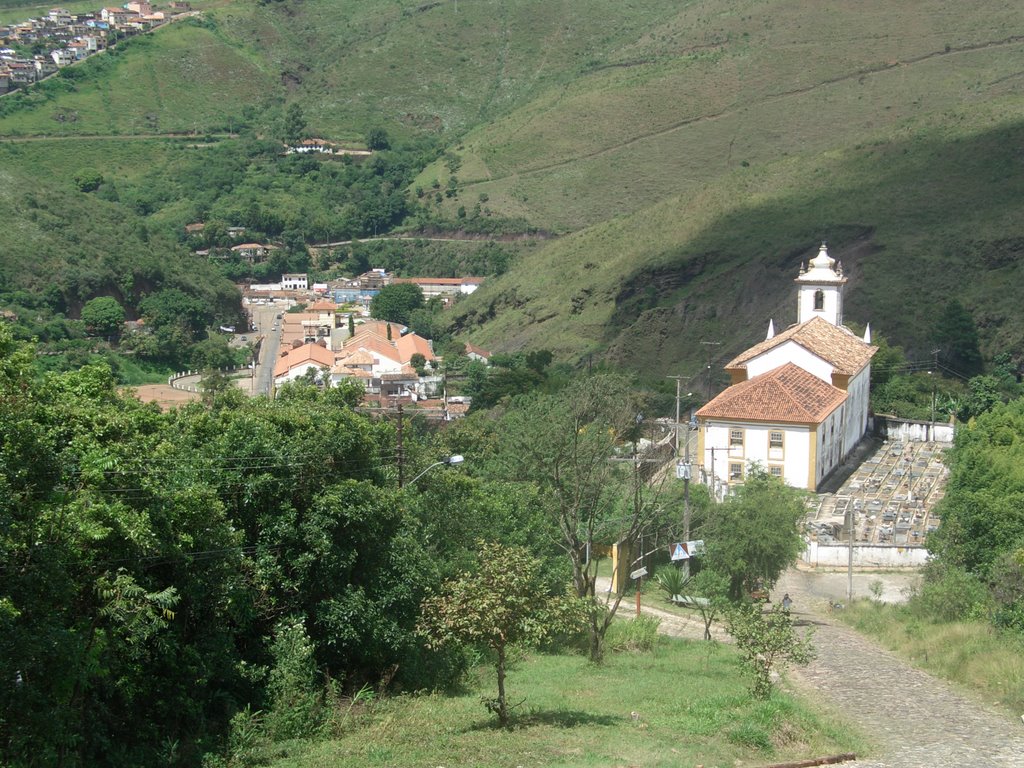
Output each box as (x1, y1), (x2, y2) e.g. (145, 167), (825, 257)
(405, 454), (464, 487)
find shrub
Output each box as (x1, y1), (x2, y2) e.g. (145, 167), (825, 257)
(606, 615), (660, 652)
(910, 563), (990, 623)
(654, 565), (688, 603)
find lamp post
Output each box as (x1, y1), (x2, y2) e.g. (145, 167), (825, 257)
(404, 454), (464, 487)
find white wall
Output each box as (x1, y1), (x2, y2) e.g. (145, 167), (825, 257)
(274, 362), (327, 385)
(702, 421), (812, 490)
(842, 365), (871, 455)
(803, 540), (930, 568)
(814, 405), (845, 486)
(797, 283), (843, 325)
(745, 342), (834, 383)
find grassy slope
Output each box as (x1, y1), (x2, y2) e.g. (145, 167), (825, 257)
(269, 638), (865, 768)
(418, 0), (1024, 231)
(451, 106), (1024, 377)
(0, 20), (275, 136)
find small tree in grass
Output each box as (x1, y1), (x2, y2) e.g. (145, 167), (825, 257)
(726, 603), (815, 698)
(419, 541), (587, 727)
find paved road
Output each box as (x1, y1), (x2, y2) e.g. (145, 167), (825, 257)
(250, 303), (283, 396)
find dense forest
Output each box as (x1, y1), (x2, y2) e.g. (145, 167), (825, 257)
(0, 326), (579, 765)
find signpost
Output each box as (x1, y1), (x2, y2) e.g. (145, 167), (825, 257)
(631, 566), (647, 617)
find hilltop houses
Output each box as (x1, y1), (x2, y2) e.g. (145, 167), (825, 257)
(0, 5), (172, 94)
(696, 244), (877, 495)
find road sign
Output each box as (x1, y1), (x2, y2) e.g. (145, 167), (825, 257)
(671, 540), (705, 560)
(671, 543), (689, 561)
(630, 566), (648, 580)
(676, 461), (691, 480)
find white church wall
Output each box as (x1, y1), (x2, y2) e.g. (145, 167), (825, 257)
(814, 406), (845, 487)
(702, 421), (812, 491)
(745, 342), (833, 384)
(842, 366), (872, 455)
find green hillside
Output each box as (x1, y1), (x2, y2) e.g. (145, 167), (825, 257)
(0, 0), (1021, 382)
(451, 107), (1024, 381)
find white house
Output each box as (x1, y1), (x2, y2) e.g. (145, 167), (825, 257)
(696, 243), (876, 494)
(281, 273), (308, 291)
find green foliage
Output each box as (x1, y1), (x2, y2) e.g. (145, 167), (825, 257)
(365, 128), (390, 151)
(654, 565), (688, 602)
(370, 283), (425, 326)
(726, 604), (816, 699)
(282, 103), (307, 144)
(699, 470), (807, 601)
(928, 398), (1024, 576)
(487, 374), (659, 662)
(908, 562), (990, 624)
(606, 615), (661, 653)
(419, 541), (588, 727)
(932, 300), (983, 378)
(80, 296), (125, 338)
(73, 167), (104, 193)
(264, 619), (329, 742)
(0, 329), (485, 765)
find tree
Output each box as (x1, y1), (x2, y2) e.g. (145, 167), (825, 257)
(73, 167), (104, 193)
(700, 469), (807, 600)
(494, 375), (658, 662)
(282, 103), (307, 144)
(418, 542), (586, 727)
(365, 127), (390, 151)
(79, 296), (125, 338)
(932, 300), (983, 378)
(726, 603), (815, 698)
(370, 283), (425, 326)
(410, 352), (427, 375)
(688, 568), (731, 641)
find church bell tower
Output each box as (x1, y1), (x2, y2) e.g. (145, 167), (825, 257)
(795, 242), (846, 326)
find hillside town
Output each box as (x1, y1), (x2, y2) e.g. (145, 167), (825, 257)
(0, 3), (187, 93)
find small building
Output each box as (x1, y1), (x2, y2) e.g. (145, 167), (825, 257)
(273, 342), (334, 387)
(231, 242), (277, 264)
(281, 273), (308, 291)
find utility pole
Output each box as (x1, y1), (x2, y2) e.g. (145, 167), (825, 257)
(396, 402), (405, 487)
(700, 340), (722, 403)
(847, 503), (854, 603)
(666, 375), (692, 454)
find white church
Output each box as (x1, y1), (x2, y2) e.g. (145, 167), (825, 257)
(696, 243), (877, 494)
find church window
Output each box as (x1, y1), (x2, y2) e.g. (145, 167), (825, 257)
(769, 465), (783, 478)
(769, 431), (784, 460)
(729, 462), (743, 481)
(814, 289), (824, 311)
(730, 429), (743, 447)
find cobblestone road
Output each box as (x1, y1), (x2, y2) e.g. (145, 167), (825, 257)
(775, 569), (1024, 767)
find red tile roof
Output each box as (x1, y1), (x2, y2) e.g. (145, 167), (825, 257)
(395, 333), (435, 362)
(726, 316), (876, 376)
(273, 342), (335, 378)
(696, 363), (847, 424)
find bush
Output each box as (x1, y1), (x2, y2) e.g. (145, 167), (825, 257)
(606, 615), (660, 652)
(654, 565), (688, 603)
(909, 563), (990, 623)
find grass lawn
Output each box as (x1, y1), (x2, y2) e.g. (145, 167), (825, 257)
(838, 600), (1024, 714)
(264, 636), (865, 768)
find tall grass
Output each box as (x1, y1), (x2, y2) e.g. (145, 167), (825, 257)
(841, 600), (1024, 713)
